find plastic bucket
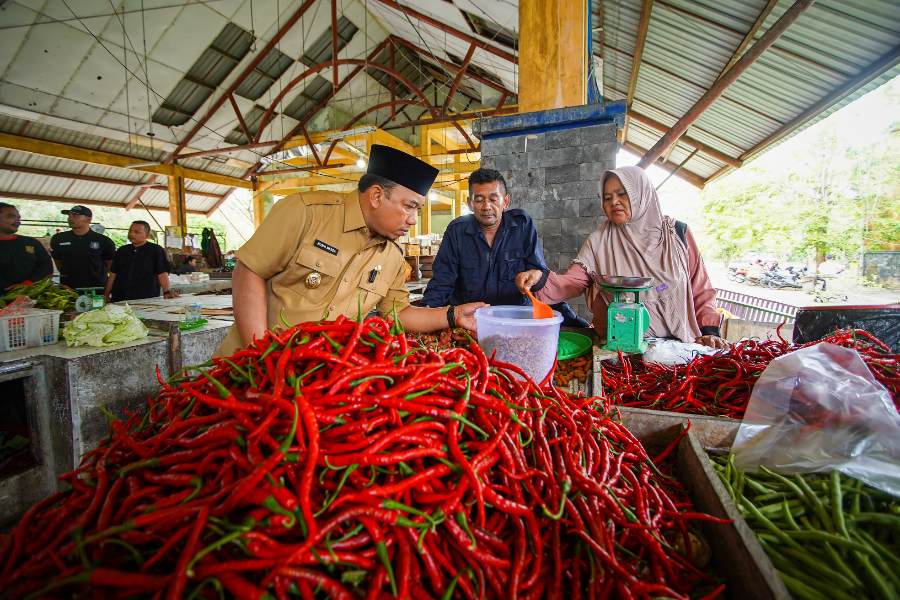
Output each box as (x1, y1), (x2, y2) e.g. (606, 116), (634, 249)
(475, 306), (563, 383)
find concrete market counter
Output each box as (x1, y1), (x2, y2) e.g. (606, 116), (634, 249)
(0, 314), (232, 525)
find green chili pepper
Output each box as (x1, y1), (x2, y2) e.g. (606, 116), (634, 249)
(543, 479), (571, 520)
(456, 512), (477, 550)
(316, 465), (358, 517)
(376, 541), (397, 596)
(200, 372), (231, 399)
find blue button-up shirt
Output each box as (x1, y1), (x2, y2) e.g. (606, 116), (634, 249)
(422, 209), (547, 308)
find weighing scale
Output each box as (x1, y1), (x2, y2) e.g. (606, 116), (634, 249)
(75, 288), (105, 313)
(597, 276), (653, 354)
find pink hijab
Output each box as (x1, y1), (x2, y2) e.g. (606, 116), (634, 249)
(573, 166), (701, 342)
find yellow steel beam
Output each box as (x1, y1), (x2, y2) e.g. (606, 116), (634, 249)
(373, 129), (415, 155)
(262, 162), (478, 191)
(167, 176), (187, 237)
(252, 189), (270, 229)
(283, 127), (416, 157)
(622, 0), (654, 141)
(0, 132), (252, 189)
(453, 189), (464, 218)
(428, 125), (465, 152)
(420, 128), (432, 235)
(518, 0), (588, 112)
(0, 190), (207, 215)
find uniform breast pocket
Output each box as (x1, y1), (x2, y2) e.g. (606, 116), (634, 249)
(289, 246), (342, 302)
(356, 270), (391, 316)
(502, 251), (526, 279)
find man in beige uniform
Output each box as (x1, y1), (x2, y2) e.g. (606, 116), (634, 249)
(217, 145), (486, 356)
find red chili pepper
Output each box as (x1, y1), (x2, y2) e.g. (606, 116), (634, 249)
(167, 505), (208, 599)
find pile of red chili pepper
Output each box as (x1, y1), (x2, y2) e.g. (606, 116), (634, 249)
(407, 327), (472, 353)
(601, 328), (899, 419)
(0, 315), (725, 599)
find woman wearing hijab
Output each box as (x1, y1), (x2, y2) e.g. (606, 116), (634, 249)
(516, 166), (727, 348)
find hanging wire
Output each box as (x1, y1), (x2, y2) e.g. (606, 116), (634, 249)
(120, 2), (132, 154)
(52, 1), (377, 187)
(140, 0), (154, 148)
(249, 0), (257, 51)
(277, 0), (284, 142)
(655, 147), (699, 191)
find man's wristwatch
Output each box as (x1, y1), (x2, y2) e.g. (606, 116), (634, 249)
(446, 305), (456, 328)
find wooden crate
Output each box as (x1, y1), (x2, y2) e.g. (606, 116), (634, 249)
(632, 420), (789, 600)
(620, 406), (739, 451)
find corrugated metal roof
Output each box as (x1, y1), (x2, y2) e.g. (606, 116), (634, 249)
(600, 0), (900, 185)
(138, 188), (170, 209)
(0, 0), (896, 197)
(0, 114), (230, 212)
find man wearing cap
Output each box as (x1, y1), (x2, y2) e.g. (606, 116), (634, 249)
(0, 202), (53, 291)
(50, 205), (116, 290)
(216, 145), (487, 356)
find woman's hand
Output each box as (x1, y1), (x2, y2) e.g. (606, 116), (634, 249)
(696, 335), (728, 349)
(515, 270), (544, 294)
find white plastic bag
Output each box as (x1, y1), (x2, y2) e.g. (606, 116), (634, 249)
(732, 342), (900, 496)
(643, 338), (718, 365)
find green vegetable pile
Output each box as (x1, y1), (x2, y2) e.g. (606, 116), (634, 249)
(62, 304), (149, 347)
(712, 454), (900, 600)
(1, 278), (78, 311)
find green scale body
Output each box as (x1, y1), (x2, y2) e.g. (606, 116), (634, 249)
(601, 284), (653, 354)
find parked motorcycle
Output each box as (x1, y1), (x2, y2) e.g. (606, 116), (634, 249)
(760, 269), (802, 289)
(727, 266), (748, 283)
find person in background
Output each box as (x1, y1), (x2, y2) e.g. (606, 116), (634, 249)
(50, 205), (115, 290)
(422, 168), (589, 327)
(517, 166), (726, 348)
(0, 202), (53, 290)
(174, 255), (198, 275)
(105, 221), (174, 302)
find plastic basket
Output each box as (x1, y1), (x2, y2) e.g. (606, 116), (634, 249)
(0, 308), (62, 352)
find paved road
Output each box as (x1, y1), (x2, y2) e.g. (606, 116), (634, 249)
(706, 264), (899, 307)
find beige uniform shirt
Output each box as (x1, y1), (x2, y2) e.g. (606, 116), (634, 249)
(216, 190), (410, 356)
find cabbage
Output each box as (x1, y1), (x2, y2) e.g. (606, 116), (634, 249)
(63, 303), (149, 347)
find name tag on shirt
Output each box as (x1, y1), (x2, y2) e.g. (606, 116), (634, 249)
(58, 241), (71, 246)
(314, 239), (338, 256)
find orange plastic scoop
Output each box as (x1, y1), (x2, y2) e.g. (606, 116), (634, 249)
(524, 288), (554, 319)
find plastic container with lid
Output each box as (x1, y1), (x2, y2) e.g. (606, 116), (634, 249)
(475, 306), (563, 382)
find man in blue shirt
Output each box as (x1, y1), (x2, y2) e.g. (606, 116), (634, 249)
(422, 168), (588, 326)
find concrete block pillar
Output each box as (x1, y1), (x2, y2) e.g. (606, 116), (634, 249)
(475, 103), (625, 319)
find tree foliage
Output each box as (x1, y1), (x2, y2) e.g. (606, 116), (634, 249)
(701, 118), (899, 265)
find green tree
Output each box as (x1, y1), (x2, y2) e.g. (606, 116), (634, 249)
(700, 109), (899, 274)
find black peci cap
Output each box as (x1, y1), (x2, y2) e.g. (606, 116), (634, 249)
(62, 205), (92, 217)
(366, 144), (439, 197)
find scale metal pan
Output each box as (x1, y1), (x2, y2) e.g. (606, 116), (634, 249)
(595, 275), (653, 288)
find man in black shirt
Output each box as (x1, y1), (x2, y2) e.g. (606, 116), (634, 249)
(50, 205), (115, 290)
(0, 202), (53, 290)
(105, 220), (174, 301)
